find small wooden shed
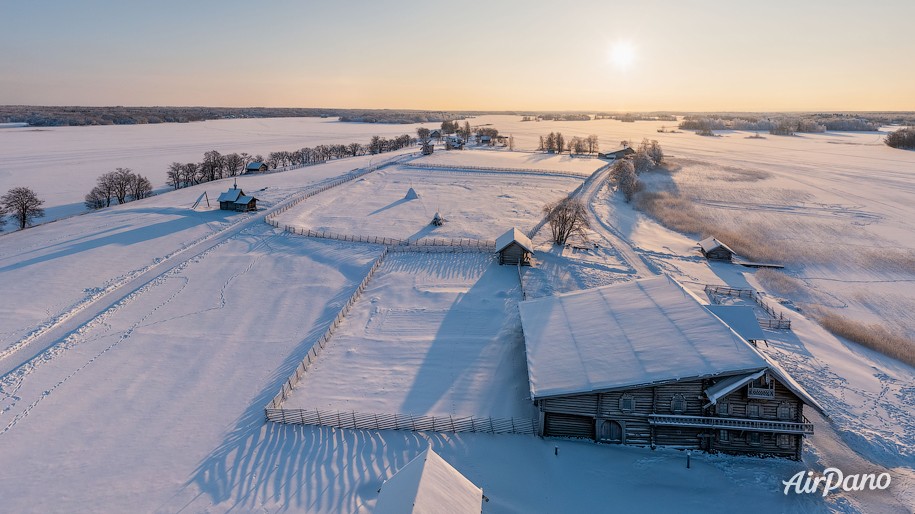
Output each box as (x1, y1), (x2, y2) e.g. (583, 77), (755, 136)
(217, 186), (258, 212)
(699, 236), (736, 261)
(245, 162), (268, 173)
(496, 227), (533, 266)
(598, 147), (635, 160)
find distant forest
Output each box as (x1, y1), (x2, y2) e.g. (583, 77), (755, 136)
(0, 106), (471, 127)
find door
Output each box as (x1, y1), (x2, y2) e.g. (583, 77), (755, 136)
(598, 420), (623, 443)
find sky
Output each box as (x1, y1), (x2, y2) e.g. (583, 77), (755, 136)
(1, 0), (914, 112)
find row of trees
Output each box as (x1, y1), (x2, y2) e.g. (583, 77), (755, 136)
(538, 133), (600, 154)
(885, 127), (915, 149)
(85, 168), (153, 210)
(0, 187), (45, 230)
(166, 134), (415, 190)
(611, 139), (665, 202)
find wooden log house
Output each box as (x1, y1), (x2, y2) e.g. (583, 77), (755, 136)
(496, 227), (533, 266)
(699, 236), (736, 261)
(217, 185), (258, 212)
(519, 277), (823, 459)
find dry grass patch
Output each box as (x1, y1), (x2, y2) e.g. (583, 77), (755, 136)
(808, 308), (915, 368)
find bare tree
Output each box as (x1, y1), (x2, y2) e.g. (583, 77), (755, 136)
(224, 153), (245, 177)
(85, 186), (108, 210)
(543, 197), (590, 245)
(587, 134), (599, 154)
(111, 168), (133, 204)
(2, 187), (45, 229)
(167, 162), (183, 189)
(555, 132), (565, 154)
(416, 127), (431, 144)
(129, 173), (153, 201)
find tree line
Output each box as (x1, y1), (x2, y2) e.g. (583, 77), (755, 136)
(538, 133), (600, 154)
(166, 134), (415, 190)
(885, 127), (915, 150)
(85, 168), (153, 209)
(611, 139), (665, 202)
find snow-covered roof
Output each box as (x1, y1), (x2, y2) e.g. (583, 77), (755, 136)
(405, 187), (420, 200)
(235, 195), (256, 204)
(704, 370), (766, 406)
(706, 305), (766, 341)
(495, 227), (533, 254)
(519, 277), (770, 399)
(217, 188), (242, 203)
(375, 448), (482, 514)
(246, 161), (265, 170)
(699, 236), (736, 255)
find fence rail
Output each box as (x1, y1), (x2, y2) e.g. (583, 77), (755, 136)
(704, 284), (792, 330)
(403, 162), (588, 180)
(275, 226), (496, 252)
(266, 407), (538, 435)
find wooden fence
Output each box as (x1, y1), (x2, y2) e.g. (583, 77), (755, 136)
(704, 284), (792, 330)
(265, 407), (538, 435)
(276, 226), (496, 252)
(402, 162), (588, 179)
(266, 247), (389, 411)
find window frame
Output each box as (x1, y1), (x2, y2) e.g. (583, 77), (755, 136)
(670, 393), (687, 414)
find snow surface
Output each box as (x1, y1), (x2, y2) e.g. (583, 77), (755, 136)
(272, 166), (581, 242)
(1, 118), (913, 512)
(414, 148), (602, 175)
(284, 252), (534, 419)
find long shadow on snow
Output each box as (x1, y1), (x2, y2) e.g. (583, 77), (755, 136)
(178, 238), (390, 511)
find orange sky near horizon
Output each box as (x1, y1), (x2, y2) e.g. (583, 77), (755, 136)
(2, 1), (914, 112)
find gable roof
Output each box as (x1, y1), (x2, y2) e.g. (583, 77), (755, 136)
(246, 161), (265, 170)
(235, 195), (256, 204)
(519, 277), (770, 399)
(600, 147), (635, 158)
(699, 236), (736, 255)
(495, 227), (533, 254)
(217, 188), (242, 203)
(375, 448), (482, 514)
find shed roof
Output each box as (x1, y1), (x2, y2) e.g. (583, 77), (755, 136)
(699, 236), (736, 255)
(706, 305), (766, 341)
(495, 227), (533, 254)
(519, 277), (769, 399)
(217, 188), (242, 203)
(375, 448), (482, 514)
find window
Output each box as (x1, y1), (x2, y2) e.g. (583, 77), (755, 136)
(778, 434), (792, 448)
(747, 432), (761, 446)
(619, 394), (635, 413)
(746, 402), (762, 418)
(718, 402), (729, 416)
(719, 430), (730, 442)
(777, 402), (794, 420)
(671, 394), (687, 414)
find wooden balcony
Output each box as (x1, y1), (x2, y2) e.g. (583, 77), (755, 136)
(747, 385), (776, 399)
(648, 414), (814, 435)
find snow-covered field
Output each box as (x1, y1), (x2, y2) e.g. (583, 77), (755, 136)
(0, 117), (436, 221)
(414, 148), (602, 175)
(285, 252), (533, 420)
(1, 118), (914, 512)
(272, 164), (582, 242)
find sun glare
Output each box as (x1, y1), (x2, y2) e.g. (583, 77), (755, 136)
(610, 41), (636, 71)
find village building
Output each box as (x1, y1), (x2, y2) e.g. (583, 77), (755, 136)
(428, 129), (442, 140)
(479, 135), (492, 145)
(374, 448), (483, 514)
(699, 236), (737, 261)
(245, 161), (268, 173)
(518, 277), (823, 459)
(217, 185), (258, 212)
(495, 227), (533, 266)
(598, 147), (636, 160)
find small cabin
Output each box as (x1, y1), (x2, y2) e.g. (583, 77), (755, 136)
(445, 135), (464, 149)
(375, 448), (483, 514)
(245, 162), (268, 173)
(699, 236), (736, 261)
(495, 227), (533, 266)
(598, 147), (635, 160)
(429, 129), (442, 140)
(217, 186), (258, 212)
(479, 135), (492, 145)
(518, 277), (823, 460)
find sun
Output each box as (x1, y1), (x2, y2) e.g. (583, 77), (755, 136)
(610, 41), (636, 71)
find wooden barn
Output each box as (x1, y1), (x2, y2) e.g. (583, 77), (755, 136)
(598, 147), (635, 160)
(245, 161), (268, 173)
(374, 448), (483, 514)
(217, 186), (258, 212)
(518, 277), (823, 459)
(699, 236), (736, 261)
(495, 227), (533, 266)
